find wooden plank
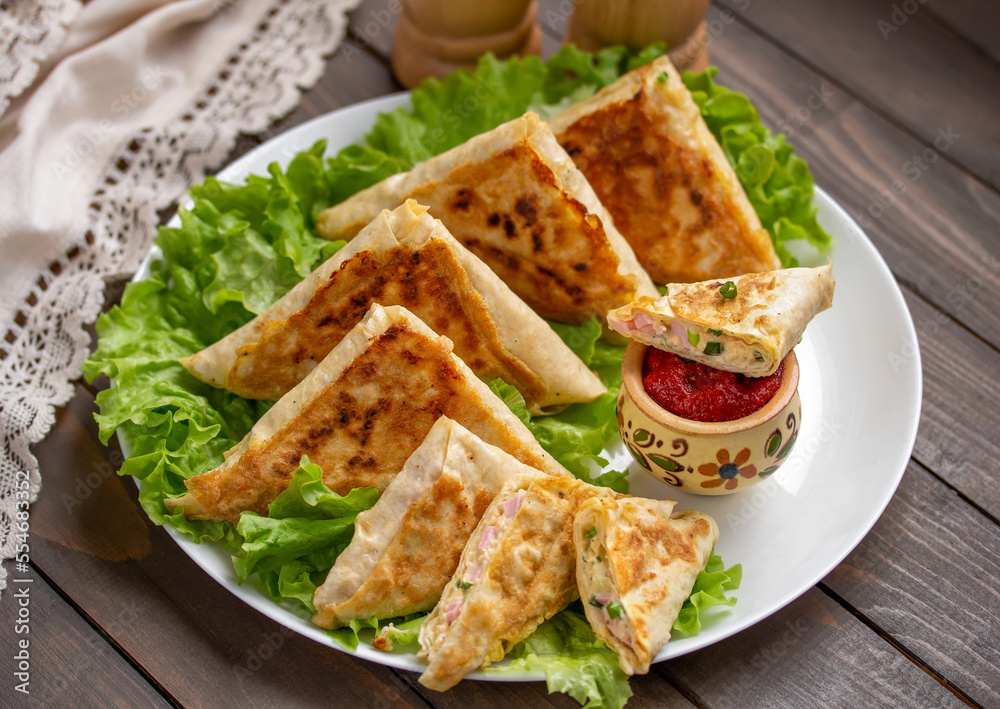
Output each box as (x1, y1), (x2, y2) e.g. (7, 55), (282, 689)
(824, 460), (1000, 708)
(398, 664), (696, 708)
(925, 0), (1000, 64)
(348, 0), (400, 59)
(699, 7), (1000, 351)
(657, 587), (967, 708)
(716, 0), (1000, 190)
(28, 383), (433, 709)
(0, 566), (171, 709)
(903, 287), (1000, 519)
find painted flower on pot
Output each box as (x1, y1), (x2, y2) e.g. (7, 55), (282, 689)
(699, 447), (757, 490)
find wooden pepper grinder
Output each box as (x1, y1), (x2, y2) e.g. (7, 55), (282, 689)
(392, 0), (543, 88)
(566, 0), (711, 72)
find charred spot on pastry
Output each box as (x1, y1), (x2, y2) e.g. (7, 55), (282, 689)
(347, 454), (377, 469)
(690, 189), (703, 206)
(487, 213), (500, 227)
(503, 216), (516, 238)
(573, 262), (588, 272)
(400, 349), (419, 365)
(308, 425), (333, 440)
(531, 230), (544, 253)
(452, 194), (470, 211)
(516, 196), (539, 225)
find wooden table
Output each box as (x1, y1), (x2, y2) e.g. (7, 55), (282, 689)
(5, 1), (998, 706)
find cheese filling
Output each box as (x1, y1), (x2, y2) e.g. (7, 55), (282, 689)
(582, 528), (637, 650)
(443, 489), (527, 626)
(611, 313), (765, 371)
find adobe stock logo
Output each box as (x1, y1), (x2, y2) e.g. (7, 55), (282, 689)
(877, 0), (929, 40)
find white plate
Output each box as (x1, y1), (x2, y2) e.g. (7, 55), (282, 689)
(129, 93), (922, 678)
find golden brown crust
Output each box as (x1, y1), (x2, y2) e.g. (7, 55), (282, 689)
(552, 57), (781, 284)
(669, 271), (780, 327)
(175, 310), (561, 523)
(315, 114), (657, 326)
(326, 474), (492, 623)
(312, 418), (537, 629)
(418, 475), (610, 691)
(225, 240), (547, 403)
(606, 263), (834, 377)
(574, 498), (718, 675)
(403, 143), (641, 324)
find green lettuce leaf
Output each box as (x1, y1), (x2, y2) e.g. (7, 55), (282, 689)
(682, 68), (832, 265)
(489, 608), (632, 709)
(672, 551), (743, 637)
(327, 613), (427, 651)
(526, 320), (627, 492)
(487, 318), (628, 494)
(83, 143), (347, 544)
(364, 45), (663, 169)
(233, 459), (377, 587)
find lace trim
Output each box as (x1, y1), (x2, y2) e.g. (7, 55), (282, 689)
(0, 0), (82, 117)
(0, 0), (362, 589)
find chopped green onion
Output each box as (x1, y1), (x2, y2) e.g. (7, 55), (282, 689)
(589, 595), (605, 609)
(656, 71), (668, 84)
(585, 526), (597, 539)
(596, 556), (602, 563)
(753, 350), (764, 362)
(687, 330), (700, 347)
(704, 341), (723, 355)
(708, 328), (724, 336)
(457, 580), (472, 590)
(720, 281), (737, 299)
(606, 600), (624, 619)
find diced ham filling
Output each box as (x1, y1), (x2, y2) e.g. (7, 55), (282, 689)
(502, 490), (526, 519)
(444, 489), (528, 627)
(608, 317), (636, 335)
(466, 562), (483, 584)
(444, 597), (464, 623)
(607, 618), (630, 643)
(477, 525), (497, 551)
(669, 321), (689, 350)
(584, 533), (637, 651)
(632, 312), (668, 337)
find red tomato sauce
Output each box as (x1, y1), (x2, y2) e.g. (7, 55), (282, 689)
(642, 348), (784, 423)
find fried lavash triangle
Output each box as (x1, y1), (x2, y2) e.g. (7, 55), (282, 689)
(607, 263), (835, 377)
(417, 474), (612, 691)
(165, 304), (565, 523)
(574, 497), (718, 675)
(312, 417), (547, 629)
(547, 56), (782, 284)
(181, 200), (604, 413)
(315, 112), (657, 325)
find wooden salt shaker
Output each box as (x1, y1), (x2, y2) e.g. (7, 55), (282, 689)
(392, 0), (543, 88)
(566, 0), (712, 72)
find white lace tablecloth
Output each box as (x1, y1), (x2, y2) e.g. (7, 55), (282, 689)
(0, 0), (361, 589)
